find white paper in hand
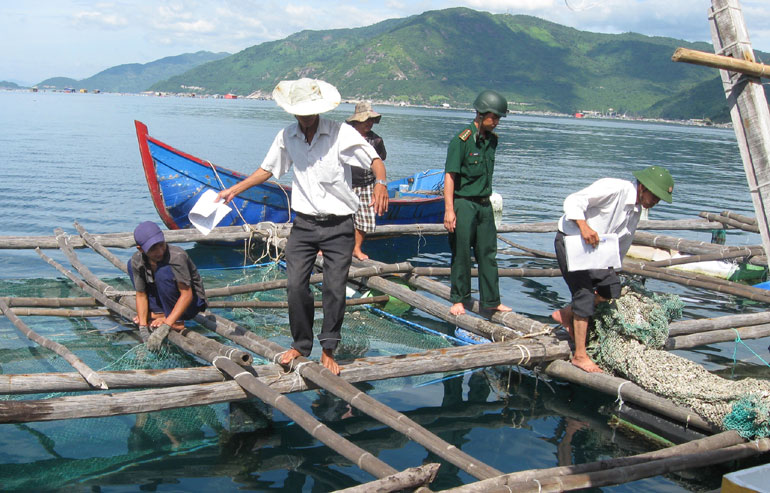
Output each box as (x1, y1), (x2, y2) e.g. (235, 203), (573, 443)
(188, 189), (232, 235)
(564, 233), (621, 271)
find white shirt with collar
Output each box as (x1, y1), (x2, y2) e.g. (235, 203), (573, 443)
(260, 117), (379, 216)
(557, 178), (641, 259)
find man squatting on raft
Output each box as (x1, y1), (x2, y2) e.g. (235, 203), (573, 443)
(444, 89), (512, 317)
(217, 78), (388, 375)
(129, 221), (208, 350)
(551, 166), (674, 373)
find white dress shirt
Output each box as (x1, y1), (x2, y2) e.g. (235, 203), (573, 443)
(260, 117), (379, 216)
(557, 178), (641, 259)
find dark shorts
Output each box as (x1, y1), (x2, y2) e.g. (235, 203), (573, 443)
(554, 232), (621, 318)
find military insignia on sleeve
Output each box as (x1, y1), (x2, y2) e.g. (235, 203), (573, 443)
(458, 129), (472, 141)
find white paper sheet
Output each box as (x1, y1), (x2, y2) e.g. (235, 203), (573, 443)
(188, 189), (232, 235)
(564, 233), (621, 271)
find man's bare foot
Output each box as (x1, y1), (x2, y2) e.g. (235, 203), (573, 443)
(352, 249), (369, 260)
(280, 348), (302, 367)
(493, 304), (512, 312)
(450, 302), (466, 316)
(321, 349), (340, 375)
(571, 355), (603, 373)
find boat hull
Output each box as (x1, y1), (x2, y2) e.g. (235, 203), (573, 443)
(135, 120), (445, 231)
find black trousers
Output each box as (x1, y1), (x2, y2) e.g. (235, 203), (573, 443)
(554, 231), (621, 318)
(285, 213), (354, 356)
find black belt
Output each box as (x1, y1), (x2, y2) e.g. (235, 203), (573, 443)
(295, 211), (351, 223)
(456, 195), (490, 205)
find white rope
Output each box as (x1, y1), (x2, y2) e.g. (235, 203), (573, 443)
(289, 361), (312, 392)
(532, 479), (542, 493)
(615, 381), (629, 410)
(513, 344), (531, 366)
(102, 286), (134, 297)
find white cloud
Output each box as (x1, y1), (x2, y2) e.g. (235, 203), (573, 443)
(72, 10), (129, 29)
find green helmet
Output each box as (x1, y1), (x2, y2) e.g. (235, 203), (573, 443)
(633, 166), (674, 203)
(473, 90), (508, 117)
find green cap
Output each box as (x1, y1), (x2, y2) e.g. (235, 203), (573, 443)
(633, 166), (674, 203)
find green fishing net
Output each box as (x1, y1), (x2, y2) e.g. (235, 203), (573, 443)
(588, 285), (770, 439)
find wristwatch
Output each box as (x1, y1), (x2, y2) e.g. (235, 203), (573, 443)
(375, 179), (387, 186)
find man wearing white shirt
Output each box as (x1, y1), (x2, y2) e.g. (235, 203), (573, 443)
(551, 166), (674, 373)
(217, 78), (388, 375)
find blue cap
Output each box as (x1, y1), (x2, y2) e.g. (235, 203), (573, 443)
(134, 221), (165, 251)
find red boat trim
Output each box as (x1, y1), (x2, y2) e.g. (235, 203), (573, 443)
(134, 120), (181, 230)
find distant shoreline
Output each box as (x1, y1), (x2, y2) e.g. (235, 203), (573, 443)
(2, 87), (733, 129)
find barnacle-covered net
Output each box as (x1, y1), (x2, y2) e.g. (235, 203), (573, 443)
(589, 285), (770, 439)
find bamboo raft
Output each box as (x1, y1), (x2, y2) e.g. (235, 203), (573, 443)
(1, 209), (769, 492)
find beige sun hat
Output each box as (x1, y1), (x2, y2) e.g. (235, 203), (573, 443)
(272, 78), (341, 116)
(346, 101), (381, 123)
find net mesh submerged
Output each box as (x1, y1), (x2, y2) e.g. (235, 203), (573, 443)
(589, 284), (770, 439)
(0, 268), (456, 489)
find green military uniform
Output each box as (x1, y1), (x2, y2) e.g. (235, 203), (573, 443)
(445, 122), (502, 308)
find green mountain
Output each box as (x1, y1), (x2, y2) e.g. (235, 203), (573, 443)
(37, 77), (79, 89)
(150, 7), (755, 121)
(0, 80), (22, 89)
(37, 51), (230, 93)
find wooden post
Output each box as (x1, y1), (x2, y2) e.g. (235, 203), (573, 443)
(672, 46), (770, 78)
(710, 0), (770, 259)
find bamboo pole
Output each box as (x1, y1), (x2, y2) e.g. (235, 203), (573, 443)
(699, 211), (760, 233)
(710, 0), (770, 260)
(204, 263), (414, 298)
(632, 230), (763, 256)
(440, 430), (745, 492)
(213, 356), (397, 480)
(622, 261), (770, 303)
(672, 46), (770, 79)
(666, 323), (770, 349)
(356, 269), (522, 341)
(399, 271), (554, 335)
(0, 338), (569, 396)
(496, 234), (556, 259)
(332, 463), (440, 493)
(207, 295), (390, 309)
(544, 360), (716, 432)
(669, 310), (770, 335)
(644, 247), (757, 267)
(722, 210), (757, 225)
(486, 438), (770, 493)
(193, 310), (506, 480)
(0, 298), (108, 390)
(0, 366), (227, 394)
(411, 266), (562, 277)
(5, 308), (110, 317)
(0, 296), (99, 307)
(0, 218), (727, 250)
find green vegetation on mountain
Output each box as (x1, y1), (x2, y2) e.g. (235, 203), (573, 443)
(37, 51), (230, 93)
(150, 7), (762, 121)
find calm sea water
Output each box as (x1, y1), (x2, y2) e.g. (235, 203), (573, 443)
(0, 90), (768, 492)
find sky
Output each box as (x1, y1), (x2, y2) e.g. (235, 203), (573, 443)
(3, 0), (770, 85)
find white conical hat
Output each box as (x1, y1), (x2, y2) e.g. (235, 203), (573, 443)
(272, 78), (341, 115)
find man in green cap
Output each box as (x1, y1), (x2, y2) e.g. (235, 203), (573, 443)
(551, 166), (674, 373)
(444, 90), (512, 316)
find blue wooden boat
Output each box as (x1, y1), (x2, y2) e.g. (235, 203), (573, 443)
(134, 120), (445, 231)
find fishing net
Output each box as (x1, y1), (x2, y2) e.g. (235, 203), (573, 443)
(589, 284), (770, 439)
(0, 268), (454, 489)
